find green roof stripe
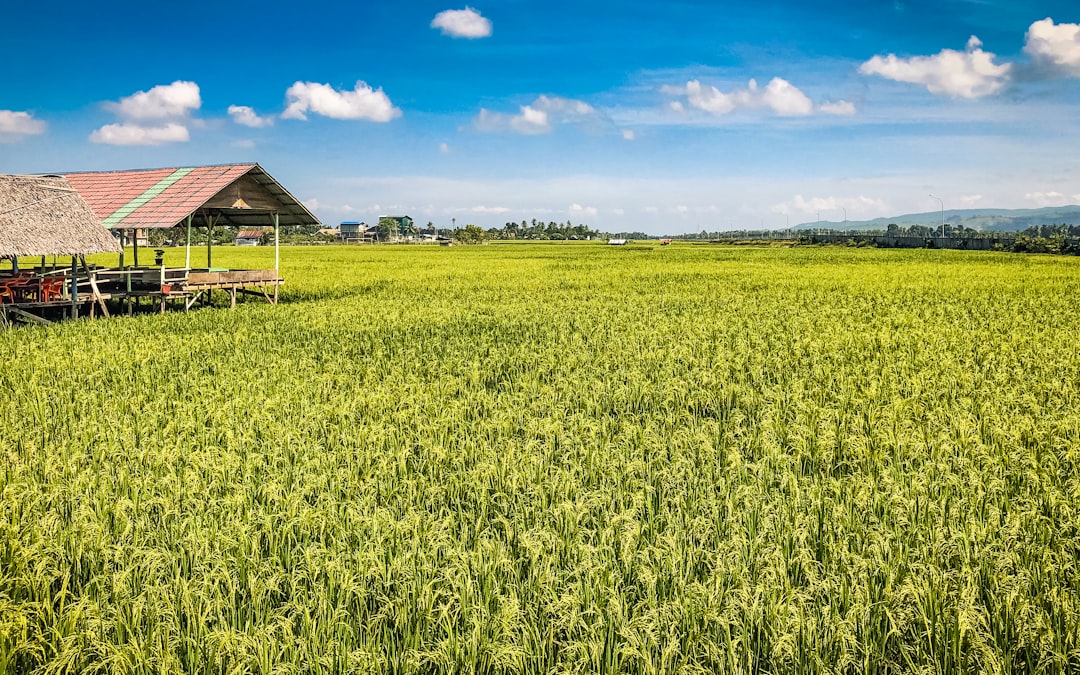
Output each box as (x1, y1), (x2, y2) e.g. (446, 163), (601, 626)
(102, 167), (196, 228)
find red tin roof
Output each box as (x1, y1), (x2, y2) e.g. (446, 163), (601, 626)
(63, 164), (319, 230)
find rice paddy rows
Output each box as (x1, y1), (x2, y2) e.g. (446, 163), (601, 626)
(1, 244), (1079, 673)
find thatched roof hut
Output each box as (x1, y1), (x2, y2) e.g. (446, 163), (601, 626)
(0, 174), (120, 257)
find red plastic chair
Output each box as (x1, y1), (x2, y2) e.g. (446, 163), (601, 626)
(39, 277), (65, 303)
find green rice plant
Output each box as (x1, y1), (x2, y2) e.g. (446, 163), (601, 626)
(1, 243), (1079, 673)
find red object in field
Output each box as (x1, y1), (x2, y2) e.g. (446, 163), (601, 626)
(161, 284), (172, 295)
(38, 278), (64, 302)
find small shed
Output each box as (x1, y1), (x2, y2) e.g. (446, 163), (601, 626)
(235, 229), (265, 246)
(1, 174), (121, 325)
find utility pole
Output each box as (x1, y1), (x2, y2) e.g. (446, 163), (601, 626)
(929, 194), (944, 238)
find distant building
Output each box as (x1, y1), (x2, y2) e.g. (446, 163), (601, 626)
(340, 221), (375, 243)
(235, 229), (265, 246)
(380, 215), (414, 239)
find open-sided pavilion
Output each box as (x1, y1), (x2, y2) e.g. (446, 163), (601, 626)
(1, 164), (318, 327)
(64, 163), (319, 312)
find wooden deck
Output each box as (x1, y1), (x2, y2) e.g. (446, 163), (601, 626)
(0, 267), (282, 328)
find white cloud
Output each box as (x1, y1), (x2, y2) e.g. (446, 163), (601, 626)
(89, 123), (190, 146)
(819, 100), (856, 115)
(228, 105), (273, 127)
(662, 77), (816, 117)
(282, 81), (401, 122)
(439, 142), (450, 153)
(958, 194), (983, 206)
(107, 81), (201, 120)
(511, 105), (550, 134)
(1024, 18), (1080, 77)
(231, 139), (256, 149)
(91, 81), (200, 145)
(474, 95), (602, 134)
(470, 205), (511, 214)
(760, 78), (814, 116)
(612, 208), (625, 216)
(431, 7), (492, 38)
(0, 110), (46, 141)
(303, 197), (321, 211)
(622, 129), (636, 140)
(773, 194), (890, 218)
(859, 36), (1011, 98)
(1025, 191), (1069, 207)
(569, 203), (598, 216)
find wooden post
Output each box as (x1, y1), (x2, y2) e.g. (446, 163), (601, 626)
(185, 213), (193, 270)
(206, 213), (214, 269)
(125, 267), (133, 315)
(274, 212), (280, 277)
(132, 229), (139, 267)
(69, 256), (78, 320)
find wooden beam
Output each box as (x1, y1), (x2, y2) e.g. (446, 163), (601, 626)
(7, 306), (53, 326)
(80, 255), (110, 318)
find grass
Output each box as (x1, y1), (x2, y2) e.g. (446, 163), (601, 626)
(1, 242), (1079, 673)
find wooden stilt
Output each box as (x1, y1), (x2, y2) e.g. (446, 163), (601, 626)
(70, 257), (78, 320)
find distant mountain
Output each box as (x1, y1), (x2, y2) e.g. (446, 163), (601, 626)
(795, 206), (1080, 232)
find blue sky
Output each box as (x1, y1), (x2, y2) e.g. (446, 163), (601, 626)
(2, 0), (1079, 233)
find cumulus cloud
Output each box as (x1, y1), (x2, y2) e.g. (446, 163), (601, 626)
(772, 194), (890, 218)
(0, 110), (46, 141)
(859, 36), (1011, 98)
(819, 100), (856, 115)
(107, 81), (201, 120)
(92, 81), (200, 145)
(470, 205), (511, 214)
(439, 142), (451, 153)
(431, 7), (492, 38)
(569, 203), (599, 216)
(282, 81), (401, 122)
(1024, 18), (1080, 77)
(662, 77), (817, 117)
(1025, 191), (1070, 207)
(89, 123), (190, 146)
(622, 129), (636, 140)
(228, 105), (274, 127)
(474, 95), (604, 134)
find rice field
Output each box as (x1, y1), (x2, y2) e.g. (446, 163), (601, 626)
(1, 242), (1079, 674)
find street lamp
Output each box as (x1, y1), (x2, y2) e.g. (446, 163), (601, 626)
(841, 207), (847, 228)
(929, 194), (944, 238)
